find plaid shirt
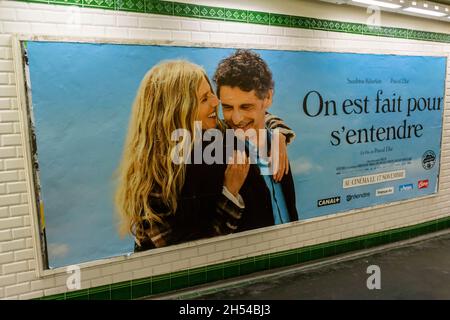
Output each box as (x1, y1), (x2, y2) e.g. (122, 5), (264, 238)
(136, 191), (243, 249)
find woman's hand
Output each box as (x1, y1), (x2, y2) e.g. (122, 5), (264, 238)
(224, 150), (250, 196)
(271, 132), (289, 183)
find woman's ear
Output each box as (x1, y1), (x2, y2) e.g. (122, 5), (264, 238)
(263, 89), (273, 110)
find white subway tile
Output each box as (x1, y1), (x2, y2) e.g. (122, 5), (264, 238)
(116, 15), (138, 27)
(0, 146), (15, 158)
(191, 31), (210, 42)
(19, 290), (43, 300)
(198, 244), (215, 256)
(3, 21), (32, 34)
(0, 194), (21, 206)
(0, 171), (19, 183)
(0, 207), (9, 218)
(206, 251), (223, 263)
(0, 8), (16, 21)
(16, 270), (37, 283)
(7, 181), (27, 193)
(44, 11), (72, 24)
(104, 27), (128, 39)
(0, 73), (9, 84)
(28, 259), (36, 270)
(0, 110), (19, 122)
(9, 204), (29, 216)
(81, 25), (105, 37)
(251, 25), (269, 35)
(20, 193), (28, 204)
(2, 260), (28, 275)
(0, 35), (12, 47)
(15, 147), (23, 157)
(43, 286), (67, 297)
(0, 98), (11, 109)
(4, 159), (24, 170)
(149, 29), (171, 40)
(30, 278), (55, 291)
(267, 27), (283, 36)
(6, 282), (30, 296)
(89, 13), (116, 26)
(56, 24), (83, 37)
(12, 226), (31, 240)
(1, 134), (21, 146)
(152, 263), (172, 275)
(219, 22), (253, 34)
(0, 60), (15, 72)
(200, 21), (219, 32)
(16, 9), (45, 22)
(112, 271), (133, 284)
(30, 23), (59, 36)
(0, 122), (14, 133)
(0, 229), (12, 241)
(189, 255), (207, 267)
(181, 20), (200, 31)
(0, 274), (17, 287)
(128, 28), (152, 39)
(99, 263), (123, 276)
(171, 31), (191, 42)
(0, 85), (16, 97)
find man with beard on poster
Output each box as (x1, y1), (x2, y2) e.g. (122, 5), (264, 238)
(214, 49), (299, 232)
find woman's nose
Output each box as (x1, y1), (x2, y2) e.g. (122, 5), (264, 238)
(210, 94), (219, 107)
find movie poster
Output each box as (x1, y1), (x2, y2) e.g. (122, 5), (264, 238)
(24, 41), (446, 268)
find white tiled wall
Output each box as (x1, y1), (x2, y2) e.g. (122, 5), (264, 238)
(0, 0), (449, 300)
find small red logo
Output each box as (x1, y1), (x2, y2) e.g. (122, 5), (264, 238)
(418, 180), (429, 189)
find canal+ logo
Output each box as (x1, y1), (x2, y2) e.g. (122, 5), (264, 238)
(317, 196), (341, 207)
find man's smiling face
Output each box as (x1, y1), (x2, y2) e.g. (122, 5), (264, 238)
(220, 86), (271, 133)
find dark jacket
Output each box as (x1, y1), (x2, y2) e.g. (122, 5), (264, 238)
(236, 163), (298, 232)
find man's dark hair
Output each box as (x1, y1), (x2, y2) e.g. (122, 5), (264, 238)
(213, 49), (274, 100)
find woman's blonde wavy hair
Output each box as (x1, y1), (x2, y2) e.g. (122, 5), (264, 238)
(115, 60), (210, 243)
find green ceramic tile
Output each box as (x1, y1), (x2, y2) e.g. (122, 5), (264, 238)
(254, 255), (270, 272)
(364, 235), (384, 248)
(152, 275), (171, 295)
(239, 258), (255, 275)
(223, 262), (240, 279)
(173, 2), (198, 17)
(284, 251), (298, 266)
(269, 253), (285, 269)
(269, 13), (290, 27)
(298, 248), (311, 263)
(334, 241), (351, 255)
(206, 266), (224, 282)
(117, 0), (145, 12)
(247, 10), (269, 25)
(27, 0), (50, 4)
(171, 272), (189, 291)
(188, 268), (207, 286)
(131, 279), (151, 299)
(147, 0), (173, 16)
(83, 0), (114, 9)
(51, 0), (82, 6)
(89, 285), (110, 300)
(111, 282), (132, 300)
(66, 289), (89, 300)
(310, 246), (324, 260)
(224, 8), (247, 22)
(322, 244), (335, 258)
(198, 5), (225, 20)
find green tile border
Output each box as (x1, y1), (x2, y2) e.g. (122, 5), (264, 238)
(14, 0), (450, 43)
(36, 215), (450, 300)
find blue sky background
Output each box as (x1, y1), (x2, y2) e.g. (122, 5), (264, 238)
(26, 41), (446, 268)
